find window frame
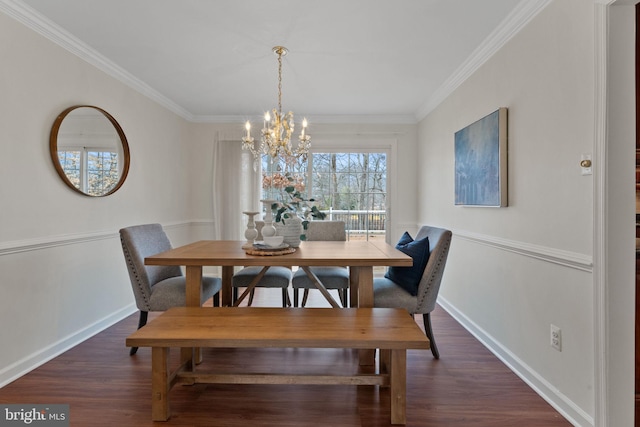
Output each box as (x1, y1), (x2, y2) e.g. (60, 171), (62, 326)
(57, 145), (120, 195)
(304, 149), (387, 241)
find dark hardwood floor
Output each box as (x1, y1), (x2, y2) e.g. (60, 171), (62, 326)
(0, 289), (571, 426)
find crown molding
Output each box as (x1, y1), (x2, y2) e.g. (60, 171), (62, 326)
(0, 0), (418, 126)
(192, 114), (418, 125)
(0, 0), (195, 121)
(414, 0), (553, 121)
(1, 0), (550, 126)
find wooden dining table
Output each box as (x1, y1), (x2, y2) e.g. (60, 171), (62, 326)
(144, 239), (412, 309)
(144, 239), (413, 364)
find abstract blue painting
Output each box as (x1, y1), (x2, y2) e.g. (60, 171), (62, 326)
(455, 108), (508, 207)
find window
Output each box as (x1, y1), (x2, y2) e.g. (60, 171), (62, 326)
(310, 152), (387, 241)
(262, 151), (387, 241)
(58, 148), (120, 196)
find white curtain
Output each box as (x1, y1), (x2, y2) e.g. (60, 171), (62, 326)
(212, 135), (261, 240)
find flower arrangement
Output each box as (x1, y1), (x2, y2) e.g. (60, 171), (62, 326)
(262, 172), (326, 239)
(262, 172), (305, 196)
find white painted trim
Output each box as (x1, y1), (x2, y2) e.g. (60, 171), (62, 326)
(0, 219), (214, 387)
(592, 1), (612, 426)
(0, 303), (137, 388)
(193, 114), (418, 125)
(0, 230), (117, 255)
(0, 0), (549, 126)
(453, 229), (593, 272)
(438, 297), (594, 427)
(0, 220), (208, 256)
(0, 1), (417, 126)
(0, 0), (194, 121)
(415, 0), (553, 120)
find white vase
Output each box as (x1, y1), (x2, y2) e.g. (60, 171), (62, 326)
(241, 211), (259, 249)
(275, 215), (303, 248)
(260, 199), (277, 238)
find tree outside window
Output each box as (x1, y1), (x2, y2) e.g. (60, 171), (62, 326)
(58, 149), (119, 196)
(262, 151), (387, 241)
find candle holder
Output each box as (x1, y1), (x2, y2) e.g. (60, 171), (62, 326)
(260, 199), (277, 238)
(242, 211), (260, 249)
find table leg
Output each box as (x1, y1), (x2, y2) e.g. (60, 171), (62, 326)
(390, 349), (407, 425)
(221, 266), (234, 306)
(354, 266), (373, 307)
(353, 266), (375, 365)
(151, 347), (170, 421)
(180, 347), (195, 372)
(379, 348), (391, 377)
(349, 268), (358, 308)
(185, 266), (203, 363)
(185, 266), (203, 307)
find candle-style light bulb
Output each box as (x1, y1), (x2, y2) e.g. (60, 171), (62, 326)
(301, 118), (308, 137)
(245, 121), (251, 138)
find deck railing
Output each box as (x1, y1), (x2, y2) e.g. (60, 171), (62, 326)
(321, 209), (386, 236)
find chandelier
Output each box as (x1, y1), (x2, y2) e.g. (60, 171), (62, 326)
(242, 46), (311, 164)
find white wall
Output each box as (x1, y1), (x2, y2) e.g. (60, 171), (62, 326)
(0, 11), (198, 385)
(188, 122), (420, 244)
(418, 0), (597, 424)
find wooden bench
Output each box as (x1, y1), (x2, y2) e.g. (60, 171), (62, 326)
(126, 307), (430, 424)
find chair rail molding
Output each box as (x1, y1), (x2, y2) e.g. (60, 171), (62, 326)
(0, 220), (211, 256)
(452, 229), (593, 273)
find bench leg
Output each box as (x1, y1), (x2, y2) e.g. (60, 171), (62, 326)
(390, 349), (406, 425)
(152, 347), (171, 421)
(351, 266), (376, 366)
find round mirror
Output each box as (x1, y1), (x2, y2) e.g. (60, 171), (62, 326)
(50, 105), (130, 197)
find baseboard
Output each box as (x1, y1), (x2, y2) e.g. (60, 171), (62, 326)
(0, 304), (137, 389)
(437, 297), (594, 427)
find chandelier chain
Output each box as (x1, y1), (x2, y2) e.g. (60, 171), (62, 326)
(277, 50), (283, 116)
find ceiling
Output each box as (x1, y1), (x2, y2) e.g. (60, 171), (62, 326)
(6, 0), (542, 123)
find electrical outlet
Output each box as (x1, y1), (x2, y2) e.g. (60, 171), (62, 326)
(550, 324), (562, 351)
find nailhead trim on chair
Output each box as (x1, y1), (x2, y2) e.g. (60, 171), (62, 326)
(415, 233), (451, 313)
(120, 235), (152, 311)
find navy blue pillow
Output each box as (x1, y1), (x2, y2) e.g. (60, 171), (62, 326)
(385, 232), (430, 296)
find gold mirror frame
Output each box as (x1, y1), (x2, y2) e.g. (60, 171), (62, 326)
(50, 105), (130, 197)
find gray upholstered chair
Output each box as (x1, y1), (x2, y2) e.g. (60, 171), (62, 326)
(292, 220), (349, 307)
(120, 223), (221, 355)
(373, 225), (452, 359)
(233, 221), (292, 307)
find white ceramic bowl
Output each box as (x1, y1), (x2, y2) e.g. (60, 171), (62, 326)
(263, 236), (284, 247)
